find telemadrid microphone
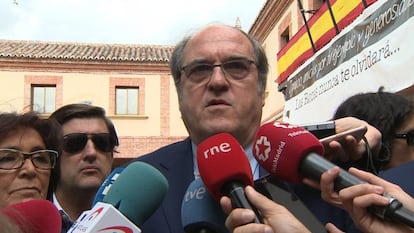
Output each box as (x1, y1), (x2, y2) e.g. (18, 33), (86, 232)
(197, 132), (263, 223)
(181, 178), (229, 233)
(68, 161), (169, 233)
(1, 199), (61, 233)
(253, 122), (414, 227)
(92, 166), (125, 206)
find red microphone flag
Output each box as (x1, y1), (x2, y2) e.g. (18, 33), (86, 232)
(253, 122), (324, 183)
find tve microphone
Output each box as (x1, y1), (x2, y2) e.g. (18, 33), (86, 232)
(197, 132), (263, 223)
(68, 161), (168, 233)
(181, 178), (229, 233)
(253, 122), (414, 228)
(1, 199), (61, 233)
(92, 166), (125, 206)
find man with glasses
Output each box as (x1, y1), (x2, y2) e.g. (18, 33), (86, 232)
(0, 112), (61, 208)
(125, 24), (269, 233)
(49, 104), (119, 232)
(128, 24), (384, 233)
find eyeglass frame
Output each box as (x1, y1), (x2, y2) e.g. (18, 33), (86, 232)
(181, 58), (256, 83)
(394, 130), (414, 145)
(0, 148), (58, 170)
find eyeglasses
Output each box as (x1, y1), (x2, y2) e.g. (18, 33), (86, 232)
(0, 149), (58, 170)
(181, 58), (256, 83)
(394, 130), (414, 145)
(63, 133), (114, 154)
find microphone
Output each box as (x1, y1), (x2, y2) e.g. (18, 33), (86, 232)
(181, 178), (229, 233)
(1, 199), (61, 233)
(68, 161), (168, 233)
(92, 166), (125, 206)
(197, 132), (263, 223)
(253, 122), (414, 228)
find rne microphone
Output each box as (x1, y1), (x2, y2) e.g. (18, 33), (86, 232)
(253, 122), (414, 228)
(197, 132), (263, 223)
(181, 178), (229, 233)
(68, 161), (168, 233)
(1, 199), (61, 233)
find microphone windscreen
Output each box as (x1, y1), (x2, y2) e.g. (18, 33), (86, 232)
(181, 178), (229, 233)
(253, 122), (324, 183)
(1, 199), (61, 233)
(197, 133), (253, 200)
(102, 161), (168, 227)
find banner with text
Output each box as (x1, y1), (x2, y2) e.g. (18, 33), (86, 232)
(281, 0), (414, 124)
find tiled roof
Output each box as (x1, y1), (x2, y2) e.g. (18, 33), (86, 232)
(0, 39), (174, 63)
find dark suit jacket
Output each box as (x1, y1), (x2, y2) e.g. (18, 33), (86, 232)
(379, 160), (414, 196)
(131, 138), (414, 233)
(129, 137), (330, 233)
(131, 138), (194, 233)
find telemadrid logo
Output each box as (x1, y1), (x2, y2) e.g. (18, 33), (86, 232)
(255, 135), (271, 161)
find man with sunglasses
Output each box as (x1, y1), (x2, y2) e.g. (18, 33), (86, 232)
(49, 103), (119, 232)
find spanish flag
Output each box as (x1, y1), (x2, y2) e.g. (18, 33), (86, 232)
(276, 0), (377, 84)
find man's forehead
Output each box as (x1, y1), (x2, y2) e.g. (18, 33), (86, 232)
(183, 27), (253, 61)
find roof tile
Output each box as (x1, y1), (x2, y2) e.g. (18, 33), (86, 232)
(0, 39), (174, 63)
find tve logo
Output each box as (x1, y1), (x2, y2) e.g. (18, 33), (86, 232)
(183, 183), (207, 202)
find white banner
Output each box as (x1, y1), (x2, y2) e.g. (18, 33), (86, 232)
(281, 0), (414, 124)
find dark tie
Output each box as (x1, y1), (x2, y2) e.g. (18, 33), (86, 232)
(59, 210), (73, 233)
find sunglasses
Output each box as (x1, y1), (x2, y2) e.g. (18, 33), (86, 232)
(394, 130), (414, 145)
(63, 133), (114, 154)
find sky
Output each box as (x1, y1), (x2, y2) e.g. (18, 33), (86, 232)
(0, 0), (267, 45)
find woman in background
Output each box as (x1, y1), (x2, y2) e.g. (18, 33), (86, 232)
(0, 112), (61, 208)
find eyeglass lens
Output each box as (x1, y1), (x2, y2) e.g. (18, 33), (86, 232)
(0, 149), (57, 170)
(407, 131), (414, 145)
(182, 59), (254, 83)
(395, 130), (414, 145)
(63, 133), (113, 154)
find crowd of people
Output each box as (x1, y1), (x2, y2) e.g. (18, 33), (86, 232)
(0, 23), (413, 233)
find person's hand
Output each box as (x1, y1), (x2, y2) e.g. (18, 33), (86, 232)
(325, 222), (345, 233)
(323, 117), (382, 162)
(320, 167), (414, 233)
(316, 166), (344, 208)
(220, 186), (310, 233)
(303, 166), (346, 208)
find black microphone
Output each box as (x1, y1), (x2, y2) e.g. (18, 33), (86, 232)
(253, 122), (414, 228)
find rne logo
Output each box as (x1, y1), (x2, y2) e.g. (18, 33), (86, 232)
(201, 142), (231, 159)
